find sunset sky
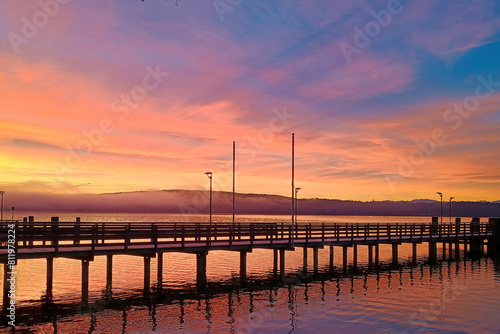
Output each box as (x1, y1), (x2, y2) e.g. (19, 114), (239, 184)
(1, 0), (500, 202)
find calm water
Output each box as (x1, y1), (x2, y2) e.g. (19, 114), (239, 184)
(1, 213), (499, 333)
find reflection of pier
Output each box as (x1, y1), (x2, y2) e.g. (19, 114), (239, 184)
(5, 256), (498, 333)
(0, 217), (499, 309)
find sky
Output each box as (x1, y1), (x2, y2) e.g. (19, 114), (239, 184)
(1, 0), (500, 203)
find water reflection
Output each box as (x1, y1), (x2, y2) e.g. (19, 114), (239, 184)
(3, 254), (500, 333)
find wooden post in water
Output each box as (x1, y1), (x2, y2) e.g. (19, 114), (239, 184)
(429, 241), (437, 263)
(375, 244), (380, 268)
(448, 242), (453, 259)
(442, 242), (447, 260)
(240, 251), (247, 284)
(196, 252), (207, 290)
(392, 244), (398, 266)
(273, 249), (278, 275)
(3, 263), (9, 312)
(144, 256), (151, 293)
(488, 218), (500, 253)
(157, 252), (163, 288)
(469, 217), (482, 257)
(329, 245), (334, 272)
(279, 249), (286, 279)
(106, 255), (113, 294)
(82, 260), (90, 305)
(412, 243), (417, 265)
(368, 245), (373, 269)
(352, 245), (358, 270)
(313, 247), (319, 275)
(46, 257), (54, 299)
(342, 246), (348, 272)
(75, 217), (81, 245)
(302, 247), (308, 273)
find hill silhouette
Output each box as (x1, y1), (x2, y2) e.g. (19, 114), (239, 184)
(7, 189), (500, 217)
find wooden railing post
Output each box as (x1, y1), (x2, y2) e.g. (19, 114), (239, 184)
(181, 225), (185, 249)
(74, 217), (81, 245)
(250, 224), (255, 246)
(288, 225), (292, 247)
(91, 224), (97, 255)
(125, 223), (130, 251)
(305, 224), (309, 245)
(206, 225), (211, 247)
(151, 223), (158, 251)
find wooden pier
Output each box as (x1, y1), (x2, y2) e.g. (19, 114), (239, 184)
(1, 216), (499, 308)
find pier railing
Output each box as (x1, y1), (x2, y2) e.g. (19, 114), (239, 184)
(0, 221), (492, 254)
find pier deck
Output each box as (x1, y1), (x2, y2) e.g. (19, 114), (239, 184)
(1, 217), (498, 307)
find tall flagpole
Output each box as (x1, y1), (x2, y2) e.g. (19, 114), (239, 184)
(233, 141), (235, 223)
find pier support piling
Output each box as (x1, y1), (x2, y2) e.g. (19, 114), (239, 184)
(3, 264), (9, 311)
(353, 245), (358, 270)
(157, 252), (163, 287)
(368, 245), (373, 269)
(428, 242), (437, 263)
(449, 242), (453, 260)
(329, 245), (334, 272)
(488, 218), (500, 253)
(375, 244), (380, 268)
(455, 242), (460, 260)
(196, 252), (207, 290)
(46, 257), (54, 299)
(106, 255), (112, 294)
(412, 243), (417, 265)
(81, 260), (89, 305)
(279, 249), (286, 279)
(313, 247), (319, 275)
(273, 249), (278, 275)
(392, 244), (398, 267)
(144, 256), (151, 293)
(442, 242), (447, 261)
(302, 247), (308, 273)
(240, 251), (247, 284)
(342, 246), (348, 272)
(469, 240), (482, 257)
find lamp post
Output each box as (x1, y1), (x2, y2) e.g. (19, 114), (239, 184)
(436, 192), (443, 224)
(449, 197), (454, 223)
(295, 187), (301, 227)
(0, 191), (5, 223)
(205, 172), (213, 225)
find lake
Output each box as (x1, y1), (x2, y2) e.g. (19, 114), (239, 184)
(1, 213), (499, 333)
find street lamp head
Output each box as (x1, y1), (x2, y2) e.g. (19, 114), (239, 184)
(436, 192), (442, 197)
(295, 187), (301, 193)
(205, 172), (213, 179)
(0, 191), (4, 195)
(450, 197), (455, 201)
